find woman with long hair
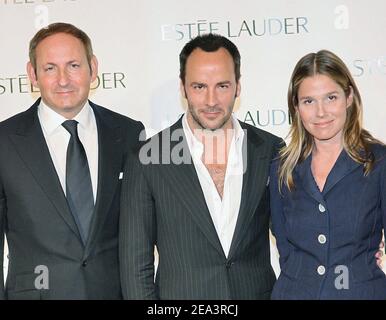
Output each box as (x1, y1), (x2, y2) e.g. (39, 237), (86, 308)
(270, 50), (386, 299)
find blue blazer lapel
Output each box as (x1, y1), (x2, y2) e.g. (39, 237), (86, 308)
(294, 154), (325, 204)
(294, 150), (362, 201)
(322, 150), (362, 195)
(8, 99), (82, 243)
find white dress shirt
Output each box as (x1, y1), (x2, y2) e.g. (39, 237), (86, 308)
(182, 114), (244, 257)
(38, 101), (98, 203)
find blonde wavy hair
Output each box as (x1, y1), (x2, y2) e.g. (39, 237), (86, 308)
(279, 50), (382, 191)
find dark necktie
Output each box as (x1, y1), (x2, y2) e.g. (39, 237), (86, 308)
(62, 120), (94, 244)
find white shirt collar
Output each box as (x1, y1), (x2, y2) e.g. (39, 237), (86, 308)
(182, 113), (244, 154)
(38, 100), (94, 135)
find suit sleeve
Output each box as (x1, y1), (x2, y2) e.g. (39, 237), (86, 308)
(0, 177), (6, 299)
(119, 151), (158, 299)
(269, 140), (291, 270)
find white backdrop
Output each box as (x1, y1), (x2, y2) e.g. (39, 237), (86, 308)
(1, 0), (386, 283)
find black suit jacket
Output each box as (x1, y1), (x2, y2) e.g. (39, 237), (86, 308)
(0, 98), (144, 299)
(120, 117), (282, 299)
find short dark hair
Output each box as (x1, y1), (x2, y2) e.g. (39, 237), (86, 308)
(29, 22), (93, 72)
(179, 33), (241, 84)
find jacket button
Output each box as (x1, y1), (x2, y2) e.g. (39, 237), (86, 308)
(319, 203), (326, 213)
(318, 204), (326, 213)
(318, 234), (327, 244)
(317, 265), (326, 275)
(82, 261), (88, 267)
(226, 261), (234, 268)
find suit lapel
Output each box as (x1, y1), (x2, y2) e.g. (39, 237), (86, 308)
(84, 104), (123, 256)
(228, 124), (270, 258)
(322, 150), (361, 195)
(158, 118), (225, 256)
(294, 150), (361, 201)
(9, 100), (82, 241)
(295, 155), (325, 204)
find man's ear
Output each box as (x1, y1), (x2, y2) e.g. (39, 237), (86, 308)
(180, 80), (187, 99)
(27, 61), (38, 88)
(90, 55), (98, 82)
(235, 81), (241, 98)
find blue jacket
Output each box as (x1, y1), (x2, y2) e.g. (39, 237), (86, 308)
(269, 144), (386, 299)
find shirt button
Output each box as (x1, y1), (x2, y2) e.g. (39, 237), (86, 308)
(318, 204), (326, 213)
(318, 234), (327, 244)
(317, 265), (326, 275)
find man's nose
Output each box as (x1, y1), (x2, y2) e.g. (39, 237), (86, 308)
(206, 88), (218, 107)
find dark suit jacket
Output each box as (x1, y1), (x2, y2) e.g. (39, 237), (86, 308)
(0, 98), (144, 299)
(120, 116), (282, 299)
(269, 145), (386, 299)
